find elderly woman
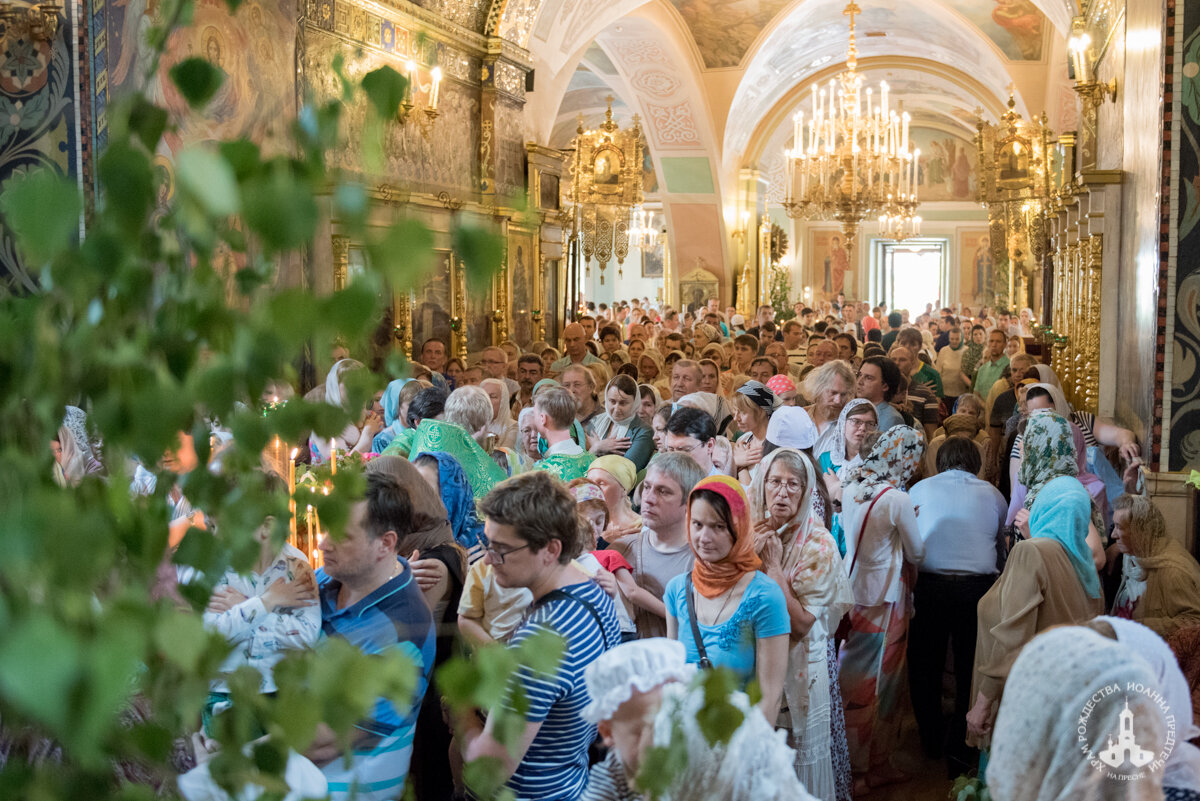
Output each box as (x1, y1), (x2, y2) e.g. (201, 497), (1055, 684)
(480, 378), (518, 451)
(922, 411), (986, 478)
(966, 477), (1105, 749)
(587, 454), (643, 541)
(587, 375), (655, 471)
(802, 361), (856, 457)
(814, 399), (878, 556)
(638, 350), (669, 397)
(987, 625), (1172, 801)
(730, 381), (776, 485)
(1110, 493), (1200, 637)
(405, 385), (507, 499)
(838, 426), (925, 793)
(665, 476), (790, 723)
(751, 449), (854, 801)
(637, 384), (661, 427)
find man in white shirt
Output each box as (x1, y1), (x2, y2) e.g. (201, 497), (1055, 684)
(533, 387), (584, 456)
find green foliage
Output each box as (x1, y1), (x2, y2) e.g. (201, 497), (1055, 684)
(950, 774), (991, 801)
(0, 7), (514, 800)
(768, 263), (794, 322)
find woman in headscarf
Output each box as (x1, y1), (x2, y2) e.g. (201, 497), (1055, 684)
(480, 378), (518, 451)
(815, 399), (878, 556)
(1004, 334), (1025, 359)
(922, 411), (987, 478)
(960, 324), (987, 381)
(411, 451), (486, 564)
(766, 374), (798, 406)
(638, 349), (669, 398)
(987, 625), (1172, 801)
(750, 449), (854, 801)
(637, 383), (662, 427)
(1008, 411), (1108, 566)
(587, 454), (643, 541)
(311, 358), (380, 460)
(677, 391), (734, 436)
(373, 378), (428, 454)
(731, 380), (777, 485)
(364, 455), (465, 801)
(1091, 616), (1200, 797)
(1110, 493), (1200, 638)
(966, 477), (1106, 750)
(52, 406), (104, 486)
(664, 476), (790, 723)
(587, 375), (655, 471)
(837, 426), (925, 793)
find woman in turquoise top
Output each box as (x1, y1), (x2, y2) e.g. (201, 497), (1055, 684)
(816, 399), (878, 556)
(665, 475), (790, 723)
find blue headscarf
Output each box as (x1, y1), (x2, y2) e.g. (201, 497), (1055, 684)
(373, 378), (412, 453)
(1029, 475), (1101, 599)
(421, 451), (485, 556)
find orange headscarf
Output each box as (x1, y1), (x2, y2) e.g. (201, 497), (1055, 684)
(688, 475), (761, 598)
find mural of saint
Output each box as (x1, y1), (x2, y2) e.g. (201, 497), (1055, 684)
(974, 235), (993, 297)
(593, 151), (619, 185)
(992, 0), (1044, 61)
(511, 245), (532, 347)
(831, 234), (849, 295)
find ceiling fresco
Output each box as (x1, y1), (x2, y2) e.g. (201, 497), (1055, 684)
(666, 0), (792, 69)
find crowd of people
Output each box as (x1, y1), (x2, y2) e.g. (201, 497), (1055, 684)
(47, 294), (1200, 801)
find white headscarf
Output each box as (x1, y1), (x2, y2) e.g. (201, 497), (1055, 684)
(480, 378), (514, 441)
(1027, 382), (1072, 417)
(323, 358), (364, 409)
(677, 392), (733, 434)
(825, 397), (875, 472)
(1097, 616), (1200, 790)
(989, 625), (1170, 801)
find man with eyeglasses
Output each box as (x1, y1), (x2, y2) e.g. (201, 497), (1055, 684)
(479, 346), (520, 398)
(610, 453), (705, 638)
(460, 471), (620, 801)
(663, 407), (718, 476)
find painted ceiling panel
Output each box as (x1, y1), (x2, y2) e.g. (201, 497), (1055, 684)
(660, 157), (715, 193)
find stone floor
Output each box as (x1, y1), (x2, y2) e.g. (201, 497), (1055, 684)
(865, 713), (960, 801)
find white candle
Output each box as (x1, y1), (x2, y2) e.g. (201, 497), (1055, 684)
(430, 66), (442, 110)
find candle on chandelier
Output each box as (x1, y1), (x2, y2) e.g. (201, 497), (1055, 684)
(901, 112), (910, 154)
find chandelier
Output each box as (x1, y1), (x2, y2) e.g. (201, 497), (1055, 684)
(782, 2), (920, 251)
(628, 205), (660, 251)
(565, 98), (644, 283)
(877, 193), (921, 241)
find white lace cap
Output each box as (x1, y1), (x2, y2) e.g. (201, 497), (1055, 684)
(582, 638), (696, 723)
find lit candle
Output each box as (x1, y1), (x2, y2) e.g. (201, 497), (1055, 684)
(288, 448), (298, 539)
(405, 59), (417, 104)
(429, 66), (442, 110)
(330, 440), (337, 474)
(901, 112), (910, 154)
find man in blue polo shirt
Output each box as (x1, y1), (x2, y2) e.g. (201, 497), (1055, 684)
(306, 471), (435, 801)
(461, 471), (620, 801)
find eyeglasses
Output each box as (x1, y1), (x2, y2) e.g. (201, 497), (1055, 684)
(846, 418), (877, 430)
(765, 478), (805, 494)
(665, 440), (705, 454)
(486, 542), (532, 565)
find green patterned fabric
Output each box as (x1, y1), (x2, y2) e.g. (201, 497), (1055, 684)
(1018, 411), (1078, 510)
(401, 419), (507, 500)
(960, 341), (984, 379)
(381, 427), (417, 459)
(535, 452), (596, 483)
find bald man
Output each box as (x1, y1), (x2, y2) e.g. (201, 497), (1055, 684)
(550, 322), (605, 373)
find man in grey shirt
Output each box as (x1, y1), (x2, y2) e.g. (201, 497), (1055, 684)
(609, 454), (703, 638)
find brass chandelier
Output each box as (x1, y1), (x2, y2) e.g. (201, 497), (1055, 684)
(782, 2), (920, 250)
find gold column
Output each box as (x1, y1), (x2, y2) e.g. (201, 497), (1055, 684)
(452, 258), (468, 363)
(757, 216), (772, 308)
(493, 257), (510, 346)
(1080, 234), (1102, 414)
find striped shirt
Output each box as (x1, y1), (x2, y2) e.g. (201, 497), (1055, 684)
(318, 564), (435, 801)
(505, 581), (620, 801)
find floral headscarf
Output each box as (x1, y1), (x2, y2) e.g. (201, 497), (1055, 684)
(843, 425), (924, 504)
(688, 475), (761, 599)
(826, 398), (876, 470)
(736, 380), (778, 412)
(1018, 411), (1077, 510)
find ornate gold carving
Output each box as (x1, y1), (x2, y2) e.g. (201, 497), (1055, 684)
(452, 258), (468, 363)
(395, 290), (412, 360)
(332, 235), (350, 290)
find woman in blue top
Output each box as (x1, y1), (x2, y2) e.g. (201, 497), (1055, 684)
(665, 474), (790, 723)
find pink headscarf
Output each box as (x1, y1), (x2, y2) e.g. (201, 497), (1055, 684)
(766, 374), (796, 396)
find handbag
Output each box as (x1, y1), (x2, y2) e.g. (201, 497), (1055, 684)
(833, 487), (892, 641)
(684, 575), (714, 670)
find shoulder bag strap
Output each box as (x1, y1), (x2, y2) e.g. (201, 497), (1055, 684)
(538, 587), (615, 649)
(845, 488), (892, 578)
(684, 575), (713, 669)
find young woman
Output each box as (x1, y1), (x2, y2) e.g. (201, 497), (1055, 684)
(730, 381), (775, 485)
(636, 384), (661, 427)
(587, 375), (655, 471)
(444, 357), (465, 387)
(665, 475), (790, 723)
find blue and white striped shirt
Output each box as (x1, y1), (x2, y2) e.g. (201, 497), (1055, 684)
(505, 580), (620, 801)
(317, 562), (435, 801)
